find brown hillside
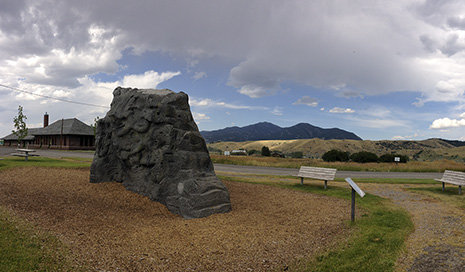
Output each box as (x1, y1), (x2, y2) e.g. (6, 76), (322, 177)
(207, 139), (465, 161)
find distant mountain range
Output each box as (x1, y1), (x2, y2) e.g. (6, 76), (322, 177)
(200, 122), (362, 143)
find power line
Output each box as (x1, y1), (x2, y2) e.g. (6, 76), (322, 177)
(0, 83), (110, 109)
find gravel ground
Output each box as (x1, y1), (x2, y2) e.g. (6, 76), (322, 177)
(360, 183), (465, 272)
(0, 167), (353, 271)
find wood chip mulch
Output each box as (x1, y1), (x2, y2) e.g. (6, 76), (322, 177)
(0, 167), (352, 271)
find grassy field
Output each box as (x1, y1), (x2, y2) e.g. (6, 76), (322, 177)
(207, 138), (465, 162)
(211, 154), (465, 172)
(0, 156), (91, 171)
(408, 187), (465, 209)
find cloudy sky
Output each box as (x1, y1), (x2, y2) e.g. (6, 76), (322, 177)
(1, 0), (465, 141)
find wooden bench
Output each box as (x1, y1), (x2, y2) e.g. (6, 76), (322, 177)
(294, 166), (337, 189)
(435, 170), (465, 194)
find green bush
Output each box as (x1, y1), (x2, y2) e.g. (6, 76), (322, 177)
(261, 146), (271, 157)
(351, 151), (379, 163)
(247, 149), (258, 156)
(379, 154), (409, 163)
(322, 149), (350, 162)
(288, 151), (303, 159)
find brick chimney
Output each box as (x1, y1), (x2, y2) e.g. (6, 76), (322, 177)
(44, 112), (49, 127)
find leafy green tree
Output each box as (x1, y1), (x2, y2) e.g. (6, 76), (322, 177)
(350, 151), (379, 163)
(91, 116), (100, 138)
(261, 146), (271, 157)
(12, 105), (28, 147)
(322, 149), (350, 162)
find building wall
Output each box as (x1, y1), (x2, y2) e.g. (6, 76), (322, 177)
(28, 134), (95, 150)
(2, 139), (34, 147)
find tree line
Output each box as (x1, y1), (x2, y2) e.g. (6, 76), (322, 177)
(322, 149), (409, 163)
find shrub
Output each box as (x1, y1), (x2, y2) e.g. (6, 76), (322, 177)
(288, 151), (303, 159)
(379, 154), (409, 163)
(322, 149), (350, 162)
(350, 151), (379, 163)
(248, 149), (259, 156)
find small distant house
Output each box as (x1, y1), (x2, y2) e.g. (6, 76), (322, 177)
(271, 151), (285, 158)
(2, 113), (95, 150)
(231, 149), (248, 156)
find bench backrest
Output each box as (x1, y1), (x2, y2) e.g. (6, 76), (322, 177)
(298, 166), (337, 180)
(442, 170), (465, 185)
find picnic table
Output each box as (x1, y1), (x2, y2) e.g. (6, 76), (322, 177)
(11, 148), (40, 161)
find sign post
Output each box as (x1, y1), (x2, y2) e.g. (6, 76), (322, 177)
(345, 177), (365, 222)
(394, 156), (400, 166)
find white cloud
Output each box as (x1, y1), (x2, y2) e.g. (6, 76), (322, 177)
(271, 107), (283, 116)
(192, 71), (207, 81)
(121, 70), (181, 89)
(192, 112), (210, 120)
(329, 107), (355, 114)
(189, 98), (268, 110)
(392, 133), (419, 140)
(0, 24), (126, 89)
(293, 96), (318, 107)
(429, 117), (465, 129)
(236, 85), (277, 98)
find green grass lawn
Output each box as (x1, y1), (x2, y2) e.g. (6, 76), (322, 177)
(0, 156), (91, 171)
(0, 207), (76, 272)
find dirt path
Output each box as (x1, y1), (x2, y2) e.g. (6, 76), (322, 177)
(0, 167), (353, 271)
(361, 184), (465, 272)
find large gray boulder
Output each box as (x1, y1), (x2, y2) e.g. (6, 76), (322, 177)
(90, 87), (231, 219)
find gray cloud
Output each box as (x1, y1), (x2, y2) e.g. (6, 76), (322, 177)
(1, 0), (465, 103)
(447, 16), (465, 29)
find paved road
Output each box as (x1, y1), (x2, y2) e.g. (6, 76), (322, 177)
(0, 146), (442, 179)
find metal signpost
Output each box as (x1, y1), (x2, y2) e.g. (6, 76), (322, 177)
(345, 177), (365, 222)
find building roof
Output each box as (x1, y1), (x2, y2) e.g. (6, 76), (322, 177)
(36, 118), (94, 136)
(2, 118), (94, 140)
(2, 128), (41, 141)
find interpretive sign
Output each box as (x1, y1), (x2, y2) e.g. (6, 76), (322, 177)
(345, 177), (365, 198)
(345, 177), (365, 222)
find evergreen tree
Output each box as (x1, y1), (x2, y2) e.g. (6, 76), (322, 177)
(261, 146), (271, 156)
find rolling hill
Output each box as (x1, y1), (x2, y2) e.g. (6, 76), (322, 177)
(200, 122), (362, 143)
(207, 138), (465, 161)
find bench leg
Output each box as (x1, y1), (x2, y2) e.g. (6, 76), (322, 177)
(300, 177), (304, 185)
(324, 180), (327, 189)
(442, 182), (445, 191)
(459, 186), (462, 195)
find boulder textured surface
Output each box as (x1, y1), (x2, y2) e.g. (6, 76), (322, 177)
(90, 87), (231, 218)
